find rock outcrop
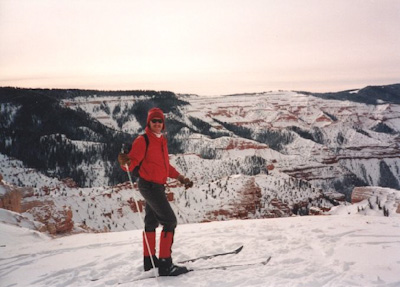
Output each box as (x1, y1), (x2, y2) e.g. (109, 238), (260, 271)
(0, 175), (74, 234)
(351, 186), (400, 215)
(22, 201), (74, 234)
(0, 179), (23, 213)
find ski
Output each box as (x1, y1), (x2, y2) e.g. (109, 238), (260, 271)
(193, 256), (271, 271)
(91, 246), (245, 283)
(177, 245), (244, 264)
(116, 256), (272, 284)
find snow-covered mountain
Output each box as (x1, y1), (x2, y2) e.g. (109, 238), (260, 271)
(0, 84), (399, 233)
(59, 85), (400, 199)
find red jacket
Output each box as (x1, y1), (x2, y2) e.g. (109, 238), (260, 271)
(122, 127), (180, 184)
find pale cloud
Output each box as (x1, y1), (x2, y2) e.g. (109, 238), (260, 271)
(0, 0), (399, 95)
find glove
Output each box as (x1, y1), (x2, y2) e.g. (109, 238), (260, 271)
(118, 153), (131, 166)
(177, 175), (193, 189)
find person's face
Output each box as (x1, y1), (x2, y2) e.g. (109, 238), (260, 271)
(149, 118), (163, 133)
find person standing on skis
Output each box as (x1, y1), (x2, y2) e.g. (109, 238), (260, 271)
(118, 107), (193, 276)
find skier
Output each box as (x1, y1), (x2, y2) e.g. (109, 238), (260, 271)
(118, 107), (193, 276)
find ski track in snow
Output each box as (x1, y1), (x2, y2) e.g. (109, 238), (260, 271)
(1, 215), (400, 287)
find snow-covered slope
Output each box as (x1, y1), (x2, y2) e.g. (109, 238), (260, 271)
(176, 91), (400, 198)
(1, 153), (337, 233)
(63, 95), (147, 133)
(1, 85), (399, 232)
(58, 87), (400, 198)
(1, 85), (400, 286)
(1, 211), (399, 287)
(0, 208), (45, 233)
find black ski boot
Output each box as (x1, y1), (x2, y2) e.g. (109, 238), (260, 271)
(144, 255), (159, 271)
(158, 258), (190, 276)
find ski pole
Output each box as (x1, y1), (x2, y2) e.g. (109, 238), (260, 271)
(122, 146), (158, 280)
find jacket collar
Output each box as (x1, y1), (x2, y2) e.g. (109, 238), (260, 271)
(145, 127), (164, 140)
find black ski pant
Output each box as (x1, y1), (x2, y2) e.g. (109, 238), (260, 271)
(138, 178), (177, 232)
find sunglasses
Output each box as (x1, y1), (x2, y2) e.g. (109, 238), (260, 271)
(151, 119), (163, 124)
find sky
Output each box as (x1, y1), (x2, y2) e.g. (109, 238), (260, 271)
(1, 0), (400, 96)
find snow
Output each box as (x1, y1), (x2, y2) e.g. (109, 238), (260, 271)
(1, 212), (400, 287)
(62, 95), (147, 133)
(0, 184), (6, 196)
(0, 153), (61, 189)
(0, 208), (44, 231)
(1, 89), (400, 286)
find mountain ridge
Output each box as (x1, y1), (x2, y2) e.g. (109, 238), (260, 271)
(1, 83), (399, 233)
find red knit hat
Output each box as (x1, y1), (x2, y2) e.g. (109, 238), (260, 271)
(147, 108), (165, 130)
